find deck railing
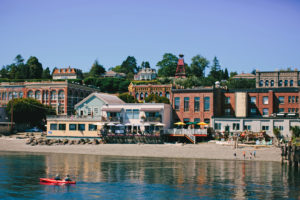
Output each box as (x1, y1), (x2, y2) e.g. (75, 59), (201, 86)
(165, 129), (207, 135)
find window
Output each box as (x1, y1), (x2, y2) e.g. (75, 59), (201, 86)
(270, 80), (274, 87)
(19, 92), (23, 98)
(288, 108), (291, 113)
(174, 97), (180, 110)
(284, 80), (288, 86)
(145, 92), (148, 98)
(263, 108), (269, 116)
(125, 109), (139, 119)
(298, 80), (300, 86)
(250, 97), (256, 104)
(183, 118), (190, 127)
(50, 91), (57, 100)
(27, 90), (34, 98)
(140, 93), (144, 100)
(69, 124), (77, 131)
(78, 124), (85, 131)
(279, 108), (284, 113)
(225, 108), (231, 116)
(50, 123), (57, 130)
(58, 124), (66, 130)
(233, 123), (240, 130)
(288, 96), (291, 103)
(184, 97), (189, 112)
(292, 96), (295, 103)
(244, 125), (251, 130)
(214, 123), (221, 130)
(278, 80), (282, 87)
(166, 92), (170, 99)
(58, 90), (64, 100)
(194, 97), (200, 112)
(88, 107), (92, 115)
(297, 108), (299, 113)
(94, 107), (99, 114)
(250, 108), (257, 115)
(194, 118), (200, 128)
(262, 126), (269, 130)
(296, 96), (299, 103)
(89, 124), (97, 131)
(265, 80), (269, 87)
(159, 92), (162, 97)
(225, 97), (230, 104)
(275, 126), (284, 131)
(290, 80), (294, 86)
(259, 80), (263, 87)
(204, 97), (210, 111)
(133, 109), (139, 119)
(278, 96), (284, 104)
(263, 96), (269, 104)
(135, 93), (139, 100)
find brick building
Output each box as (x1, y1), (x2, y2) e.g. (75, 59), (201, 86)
(0, 81), (99, 115)
(128, 82), (172, 101)
(256, 70), (300, 88)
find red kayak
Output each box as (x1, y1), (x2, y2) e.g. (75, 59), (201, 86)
(40, 178), (76, 184)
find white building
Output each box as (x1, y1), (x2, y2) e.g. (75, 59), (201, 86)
(134, 68), (157, 81)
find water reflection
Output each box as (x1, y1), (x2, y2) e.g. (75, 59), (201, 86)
(0, 152), (299, 199)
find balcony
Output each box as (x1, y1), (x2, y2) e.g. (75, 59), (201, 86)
(103, 116), (122, 123)
(165, 129), (207, 135)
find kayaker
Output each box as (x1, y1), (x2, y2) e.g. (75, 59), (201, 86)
(64, 175), (72, 181)
(54, 174), (61, 180)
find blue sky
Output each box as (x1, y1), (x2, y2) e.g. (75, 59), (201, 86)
(0, 0), (299, 73)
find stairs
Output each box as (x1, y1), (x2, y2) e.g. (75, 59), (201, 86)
(185, 134), (196, 144)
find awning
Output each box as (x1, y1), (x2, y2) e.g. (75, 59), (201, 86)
(155, 123), (165, 126)
(125, 123), (131, 126)
(107, 123), (115, 126)
(144, 123), (150, 126)
(140, 108), (162, 112)
(116, 124), (124, 127)
(102, 108), (122, 112)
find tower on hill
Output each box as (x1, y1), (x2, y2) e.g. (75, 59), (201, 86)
(175, 54), (186, 78)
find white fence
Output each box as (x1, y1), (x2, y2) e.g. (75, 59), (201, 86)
(165, 129), (207, 135)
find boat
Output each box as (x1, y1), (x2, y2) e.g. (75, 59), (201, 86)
(39, 178), (76, 184)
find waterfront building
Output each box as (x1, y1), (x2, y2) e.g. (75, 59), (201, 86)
(103, 70), (126, 78)
(46, 92), (172, 138)
(128, 82), (172, 101)
(0, 81), (99, 115)
(134, 68), (157, 81)
(256, 70), (300, 88)
(232, 73), (255, 79)
(52, 67), (83, 80)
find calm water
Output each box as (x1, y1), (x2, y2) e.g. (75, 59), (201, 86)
(0, 152), (299, 200)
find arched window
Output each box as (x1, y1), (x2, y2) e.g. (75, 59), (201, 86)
(290, 80), (294, 87)
(19, 92), (23, 98)
(50, 91), (57, 100)
(159, 92), (163, 97)
(135, 93), (139, 100)
(58, 90), (65, 100)
(35, 91), (41, 100)
(284, 80), (288, 86)
(265, 80), (269, 87)
(140, 93), (144, 100)
(259, 80), (263, 87)
(279, 80), (283, 87)
(270, 80), (274, 87)
(298, 80), (300, 86)
(27, 90), (33, 98)
(8, 92), (12, 100)
(145, 92), (148, 98)
(166, 92), (170, 99)
(1, 93), (4, 100)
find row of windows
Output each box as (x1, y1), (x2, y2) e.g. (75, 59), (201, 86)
(135, 92), (170, 100)
(0, 90), (66, 101)
(259, 79), (300, 87)
(174, 97), (210, 112)
(214, 123), (284, 131)
(50, 123), (97, 131)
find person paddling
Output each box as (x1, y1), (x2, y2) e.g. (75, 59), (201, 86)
(54, 174), (61, 180)
(64, 175), (72, 182)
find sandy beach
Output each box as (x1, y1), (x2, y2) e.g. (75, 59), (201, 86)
(0, 137), (282, 162)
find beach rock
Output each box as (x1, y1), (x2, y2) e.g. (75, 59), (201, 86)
(76, 140), (81, 145)
(63, 139), (69, 145)
(93, 139), (99, 145)
(26, 138), (34, 145)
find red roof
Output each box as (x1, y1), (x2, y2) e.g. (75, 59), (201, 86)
(178, 59), (184, 66)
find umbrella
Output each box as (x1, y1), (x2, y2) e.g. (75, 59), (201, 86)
(174, 122), (185, 125)
(116, 124), (124, 127)
(107, 123), (115, 126)
(143, 123), (150, 126)
(124, 123), (131, 126)
(155, 123), (165, 126)
(197, 122), (208, 126)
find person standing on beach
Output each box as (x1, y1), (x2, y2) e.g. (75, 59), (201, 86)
(243, 151), (245, 159)
(234, 152), (237, 159)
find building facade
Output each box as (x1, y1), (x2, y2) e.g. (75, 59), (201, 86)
(128, 82), (172, 101)
(256, 70), (300, 88)
(52, 67), (83, 80)
(134, 68), (157, 81)
(103, 71), (126, 78)
(0, 81), (99, 115)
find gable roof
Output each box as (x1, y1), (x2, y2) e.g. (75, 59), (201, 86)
(75, 92), (125, 108)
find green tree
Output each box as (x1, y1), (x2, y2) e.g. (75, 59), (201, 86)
(42, 67), (51, 79)
(209, 56), (222, 81)
(89, 60), (106, 77)
(145, 94), (170, 104)
(223, 68), (229, 80)
(0, 66), (8, 78)
(157, 53), (178, 77)
(27, 56), (43, 79)
(291, 126), (300, 138)
(118, 93), (138, 103)
(190, 55), (209, 78)
(121, 56), (137, 74)
(6, 98), (56, 127)
(141, 61), (150, 68)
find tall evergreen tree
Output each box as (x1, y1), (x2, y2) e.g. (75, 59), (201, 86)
(27, 56), (43, 79)
(89, 60), (106, 77)
(42, 67), (51, 79)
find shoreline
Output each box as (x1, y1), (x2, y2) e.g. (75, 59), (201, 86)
(0, 138), (282, 162)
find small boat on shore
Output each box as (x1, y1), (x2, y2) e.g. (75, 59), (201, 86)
(40, 178), (76, 184)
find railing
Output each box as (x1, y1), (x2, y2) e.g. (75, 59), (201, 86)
(103, 117), (122, 122)
(144, 117), (162, 122)
(46, 115), (101, 121)
(166, 129), (207, 135)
